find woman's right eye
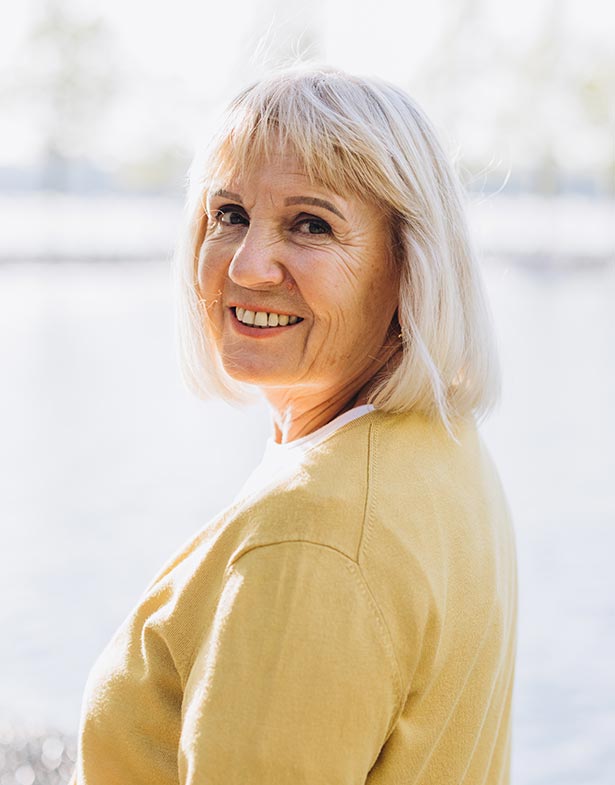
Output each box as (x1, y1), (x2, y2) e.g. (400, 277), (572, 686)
(214, 205), (249, 226)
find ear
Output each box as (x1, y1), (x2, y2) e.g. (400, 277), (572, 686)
(389, 308), (403, 341)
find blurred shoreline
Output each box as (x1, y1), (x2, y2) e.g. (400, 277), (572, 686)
(0, 193), (613, 268)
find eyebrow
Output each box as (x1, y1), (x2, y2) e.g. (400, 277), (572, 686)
(284, 196), (346, 221)
(212, 189), (242, 201)
(210, 190), (346, 221)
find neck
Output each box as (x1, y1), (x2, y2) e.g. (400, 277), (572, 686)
(267, 388), (367, 444)
(265, 342), (401, 444)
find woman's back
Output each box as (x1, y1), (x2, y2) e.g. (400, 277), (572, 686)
(71, 408), (516, 784)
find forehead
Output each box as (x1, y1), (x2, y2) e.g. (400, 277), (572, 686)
(207, 128), (375, 200)
(209, 147), (335, 196)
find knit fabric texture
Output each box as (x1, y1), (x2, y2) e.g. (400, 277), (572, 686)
(70, 408), (517, 784)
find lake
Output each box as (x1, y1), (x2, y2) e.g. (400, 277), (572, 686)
(0, 256), (613, 784)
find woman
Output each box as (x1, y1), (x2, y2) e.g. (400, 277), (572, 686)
(70, 68), (517, 785)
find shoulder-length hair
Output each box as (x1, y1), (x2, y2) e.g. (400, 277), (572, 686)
(173, 66), (501, 435)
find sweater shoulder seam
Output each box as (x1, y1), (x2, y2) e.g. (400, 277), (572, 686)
(224, 539), (404, 717)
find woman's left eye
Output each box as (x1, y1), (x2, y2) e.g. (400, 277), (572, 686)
(294, 216), (332, 235)
(216, 207), (249, 226)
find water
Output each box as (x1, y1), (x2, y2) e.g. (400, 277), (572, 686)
(0, 258), (613, 784)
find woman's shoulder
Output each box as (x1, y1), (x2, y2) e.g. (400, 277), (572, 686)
(375, 409), (494, 486)
(227, 414), (377, 564)
(225, 409), (487, 562)
(361, 408), (512, 562)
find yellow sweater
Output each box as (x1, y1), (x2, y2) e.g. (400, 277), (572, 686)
(70, 409), (517, 784)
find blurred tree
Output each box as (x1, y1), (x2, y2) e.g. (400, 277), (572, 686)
(499, 0), (614, 195)
(14, 0), (120, 190)
(414, 0), (614, 195)
(575, 50), (615, 195)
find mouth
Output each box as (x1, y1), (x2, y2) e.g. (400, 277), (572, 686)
(231, 306), (304, 329)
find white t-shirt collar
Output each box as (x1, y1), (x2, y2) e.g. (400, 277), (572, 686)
(236, 404), (375, 502)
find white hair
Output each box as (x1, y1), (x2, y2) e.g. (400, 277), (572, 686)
(173, 66), (501, 434)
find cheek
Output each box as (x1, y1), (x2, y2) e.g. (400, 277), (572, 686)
(354, 273), (399, 344)
(198, 245), (226, 299)
(355, 254), (398, 312)
(374, 276), (399, 316)
(302, 254), (397, 334)
(195, 250), (228, 337)
(371, 253), (399, 306)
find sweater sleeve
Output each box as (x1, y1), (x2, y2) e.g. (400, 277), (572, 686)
(178, 541), (402, 785)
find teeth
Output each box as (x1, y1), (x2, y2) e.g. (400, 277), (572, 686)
(234, 308), (300, 328)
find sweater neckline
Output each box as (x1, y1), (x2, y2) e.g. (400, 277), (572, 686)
(269, 404), (375, 452)
(234, 405), (376, 504)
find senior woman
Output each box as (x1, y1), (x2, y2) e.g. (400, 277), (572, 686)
(70, 68), (517, 785)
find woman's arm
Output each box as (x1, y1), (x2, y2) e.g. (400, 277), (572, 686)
(179, 540), (403, 785)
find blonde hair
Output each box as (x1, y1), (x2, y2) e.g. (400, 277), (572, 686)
(174, 66), (501, 434)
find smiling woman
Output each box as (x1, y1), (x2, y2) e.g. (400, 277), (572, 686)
(177, 68), (501, 441)
(69, 67), (517, 785)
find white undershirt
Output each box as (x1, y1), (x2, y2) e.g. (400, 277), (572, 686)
(236, 404), (375, 502)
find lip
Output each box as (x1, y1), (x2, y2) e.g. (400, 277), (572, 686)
(228, 306), (303, 338)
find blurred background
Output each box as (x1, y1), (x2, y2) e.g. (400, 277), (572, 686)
(0, 0), (613, 783)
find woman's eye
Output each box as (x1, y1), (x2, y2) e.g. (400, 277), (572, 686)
(294, 216), (332, 235)
(213, 205), (249, 226)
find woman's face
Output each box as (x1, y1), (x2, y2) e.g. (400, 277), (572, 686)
(197, 148), (400, 397)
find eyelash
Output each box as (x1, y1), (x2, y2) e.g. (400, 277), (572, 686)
(211, 205), (332, 237)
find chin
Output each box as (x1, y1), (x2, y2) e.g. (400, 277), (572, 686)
(221, 357), (293, 388)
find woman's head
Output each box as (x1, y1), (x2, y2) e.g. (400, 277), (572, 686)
(175, 67), (500, 432)
(196, 145), (401, 405)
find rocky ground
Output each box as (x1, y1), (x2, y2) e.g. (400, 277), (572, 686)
(0, 723), (76, 785)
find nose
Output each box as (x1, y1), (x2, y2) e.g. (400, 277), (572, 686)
(227, 226), (285, 289)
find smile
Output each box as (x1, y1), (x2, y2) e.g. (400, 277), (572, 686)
(232, 306), (303, 328)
